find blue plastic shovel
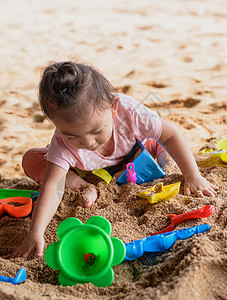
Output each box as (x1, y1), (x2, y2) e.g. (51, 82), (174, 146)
(125, 224), (210, 260)
(0, 268), (27, 284)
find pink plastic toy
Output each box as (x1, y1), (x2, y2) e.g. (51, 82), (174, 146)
(152, 205), (215, 235)
(126, 163), (137, 184)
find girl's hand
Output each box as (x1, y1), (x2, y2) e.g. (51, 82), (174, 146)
(184, 174), (218, 197)
(11, 230), (44, 259)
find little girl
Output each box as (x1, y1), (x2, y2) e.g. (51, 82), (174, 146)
(12, 61), (218, 258)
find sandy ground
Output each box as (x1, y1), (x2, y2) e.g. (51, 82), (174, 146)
(0, 0), (226, 299)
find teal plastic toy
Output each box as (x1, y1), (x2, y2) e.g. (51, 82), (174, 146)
(45, 216), (126, 287)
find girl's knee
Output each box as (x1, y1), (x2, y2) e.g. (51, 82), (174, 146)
(22, 148), (47, 184)
(144, 138), (165, 159)
(22, 148), (36, 169)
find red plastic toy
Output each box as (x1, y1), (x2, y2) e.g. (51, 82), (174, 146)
(152, 205), (215, 235)
(0, 197), (32, 218)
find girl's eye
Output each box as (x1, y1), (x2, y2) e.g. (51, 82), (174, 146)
(67, 136), (78, 140)
(94, 129), (103, 135)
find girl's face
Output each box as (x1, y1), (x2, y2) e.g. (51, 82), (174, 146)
(53, 105), (114, 152)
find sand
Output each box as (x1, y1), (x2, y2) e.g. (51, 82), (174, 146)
(0, 0), (226, 299)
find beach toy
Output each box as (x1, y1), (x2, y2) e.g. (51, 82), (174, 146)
(126, 163), (137, 184)
(92, 169), (112, 184)
(116, 140), (165, 185)
(0, 188), (39, 200)
(152, 205), (215, 235)
(0, 197), (32, 218)
(137, 182), (181, 204)
(45, 216), (126, 287)
(124, 224), (210, 260)
(0, 268), (27, 284)
(73, 167), (112, 184)
(212, 135), (227, 163)
(199, 135), (227, 163)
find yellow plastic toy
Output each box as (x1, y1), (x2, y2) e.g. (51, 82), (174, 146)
(92, 169), (112, 184)
(137, 182), (181, 204)
(199, 135), (227, 164)
(73, 167), (112, 184)
(212, 136), (227, 163)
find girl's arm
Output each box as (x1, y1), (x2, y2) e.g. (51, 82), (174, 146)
(12, 161), (67, 258)
(158, 119), (218, 197)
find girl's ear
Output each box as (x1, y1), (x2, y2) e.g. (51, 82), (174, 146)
(112, 97), (119, 117)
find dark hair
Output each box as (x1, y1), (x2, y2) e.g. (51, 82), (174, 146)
(38, 61), (117, 120)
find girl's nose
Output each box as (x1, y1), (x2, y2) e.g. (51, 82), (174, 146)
(80, 136), (96, 148)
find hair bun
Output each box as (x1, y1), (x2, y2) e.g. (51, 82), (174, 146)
(51, 62), (82, 96)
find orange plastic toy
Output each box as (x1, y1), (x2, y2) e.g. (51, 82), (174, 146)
(0, 197), (32, 218)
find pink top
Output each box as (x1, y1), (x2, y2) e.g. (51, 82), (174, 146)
(47, 93), (162, 171)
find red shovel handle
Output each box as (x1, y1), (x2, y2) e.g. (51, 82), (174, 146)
(169, 205), (215, 224)
(152, 205), (215, 236)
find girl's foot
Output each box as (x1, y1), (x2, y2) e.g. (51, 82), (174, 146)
(78, 184), (98, 208)
(66, 170), (98, 208)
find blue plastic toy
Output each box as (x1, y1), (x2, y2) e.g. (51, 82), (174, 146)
(30, 191), (40, 200)
(124, 224), (210, 260)
(116, 140), (165, 185)
(0, 268), (27, 284)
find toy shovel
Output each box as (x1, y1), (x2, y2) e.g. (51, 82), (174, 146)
(0, 268), (27, 284)
(125, 224), (210, 260)
(152, 205), (215, 235)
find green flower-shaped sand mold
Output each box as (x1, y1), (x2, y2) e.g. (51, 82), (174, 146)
(45, 216), (126, 287)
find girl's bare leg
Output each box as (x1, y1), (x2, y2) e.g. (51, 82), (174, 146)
(22, 148), (97, 208)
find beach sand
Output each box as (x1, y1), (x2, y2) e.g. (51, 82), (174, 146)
(0, 1), (226, 299)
